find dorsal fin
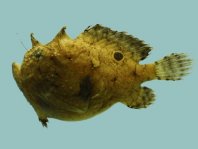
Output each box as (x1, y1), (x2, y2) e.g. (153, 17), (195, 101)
(47, 26), (71, 47)
(75, 24), (152, 62)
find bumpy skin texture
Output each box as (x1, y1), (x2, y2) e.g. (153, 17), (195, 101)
(12, 25), (191, 127)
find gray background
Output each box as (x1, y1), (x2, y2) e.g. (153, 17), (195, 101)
(1, 0), (197, 148)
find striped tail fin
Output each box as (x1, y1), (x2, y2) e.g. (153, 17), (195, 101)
(155, 53), (192, 80)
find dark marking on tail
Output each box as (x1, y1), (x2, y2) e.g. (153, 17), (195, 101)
(155, 53), (192, 80)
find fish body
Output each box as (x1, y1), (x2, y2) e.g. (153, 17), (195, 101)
(12, 25), (191, 127)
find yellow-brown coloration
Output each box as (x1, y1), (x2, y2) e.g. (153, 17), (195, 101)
(12, 24), (192, 127)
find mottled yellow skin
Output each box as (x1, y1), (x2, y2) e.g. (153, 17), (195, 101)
(12, 25), (191, 126)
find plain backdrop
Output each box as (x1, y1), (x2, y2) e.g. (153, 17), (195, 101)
(0, 0), (197, 148)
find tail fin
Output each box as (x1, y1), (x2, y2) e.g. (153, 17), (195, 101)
(155, 53), (192, 80)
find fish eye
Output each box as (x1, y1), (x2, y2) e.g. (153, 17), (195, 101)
(32, 48), (43, 60)
(114, 51), (123, 61)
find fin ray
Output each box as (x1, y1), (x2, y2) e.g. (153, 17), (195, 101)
(155, 53), (192, 80)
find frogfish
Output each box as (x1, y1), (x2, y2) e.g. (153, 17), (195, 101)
(12, 24), (192, 127)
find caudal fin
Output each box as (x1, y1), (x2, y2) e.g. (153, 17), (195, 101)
(155, 53), (192, 80)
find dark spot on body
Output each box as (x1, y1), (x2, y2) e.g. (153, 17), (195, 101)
(111, 77), (117, 82)
(50, 56), (60, 65)
(132, 71), (138, 76)
(79, 76), (92, 100)
(157, 76), (161, 80)
(64, 55), (72, 60)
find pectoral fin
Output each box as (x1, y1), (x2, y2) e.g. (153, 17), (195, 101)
(128, 87), (155, 109)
